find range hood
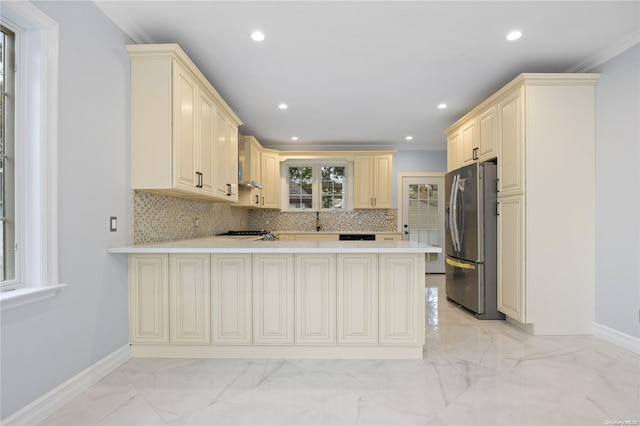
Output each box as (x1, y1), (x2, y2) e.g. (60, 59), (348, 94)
(238, 135), (263, 189)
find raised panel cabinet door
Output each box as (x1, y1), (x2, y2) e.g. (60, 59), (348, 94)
(225, 119), (239, 201)
(211, 254), (252, 345)
(198, 90), (216, 196)
(260, 150), (280, 208)
(295, 254), (337, 345)
(379, 254), (422, 345)
(477, 105), (497, 160)
(129, 254), (169, 344)
(169, 254), (211, 344)
(213, 108), (230, 199)
(373, 155), (393, 208)
(337, 254), (378, 345)
(497, 194), (526, 322)
(354, 155), (374, 208)
(461, 120), (476, 165)
(253, 254), (295, 344)
(173, 62), (199, 192)
(447, 132), (461, 172)
(498, 86), (525, 196)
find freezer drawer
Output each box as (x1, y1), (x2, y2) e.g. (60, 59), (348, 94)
(445, 257), (485, 314)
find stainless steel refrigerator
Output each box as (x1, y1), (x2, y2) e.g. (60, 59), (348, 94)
(445, 161), (504, 320)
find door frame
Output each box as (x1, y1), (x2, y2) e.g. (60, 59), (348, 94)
(397, 172), (445, 273)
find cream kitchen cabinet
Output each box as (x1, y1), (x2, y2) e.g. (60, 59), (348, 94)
(379, 254), (423, 345)
(253, 254), (295, 344)
(337, 254), (378, 344)
(128, 43), (242, 202)
(211, 254), (252, 345)
(260, 149), (281, 209)
(129, 254), (169, 344)
(496, 194), (525, 321)
(293, 234), (340, 241)
(237, 136), (263, 208)
(375, 234), (402, 241)
(493, 74), (599, 334)
(445, 108), (497, 172)
(295, 254), (337, 345)
(213, 110), (239, 201)
(169, 254), (211, 344)
(354, 154), (393, 209)
(447, 131), (462, 171)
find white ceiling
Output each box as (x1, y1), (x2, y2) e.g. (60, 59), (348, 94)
(96, 1), (640, 151)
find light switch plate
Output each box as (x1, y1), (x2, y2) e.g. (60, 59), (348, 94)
(110, 216), (117, 232)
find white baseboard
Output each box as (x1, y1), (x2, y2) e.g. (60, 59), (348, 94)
(2, 344), (131, 426)
(593, 323), (640, 355)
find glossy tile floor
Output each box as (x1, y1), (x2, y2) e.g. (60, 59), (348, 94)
(41, 275), (640, 425)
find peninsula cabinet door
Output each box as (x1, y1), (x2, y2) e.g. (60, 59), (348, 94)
(379, 254), (423, 345)
(337, 254), (378, 345)
(129, 254), (169, 344)
(169, 254), (211, 344)
(253, 254), (295, 345)
(295, 254), (337, 345)
(211, 254), (252, 345)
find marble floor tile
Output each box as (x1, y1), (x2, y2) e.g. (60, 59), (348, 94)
(40, 275), (640, 426)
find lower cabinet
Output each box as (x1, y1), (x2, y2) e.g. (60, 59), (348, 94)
(211, 254), (252, 344)
(497, 194), (526, 322)
(296, 254), (337, 344)
(379, 254), (422, 345)
(129, 254), (169, 344)
(128, 252), (425, 357)
(169, 254), (211, 344)
(337, 254), (378, 344)
(253, 254), (295, 345)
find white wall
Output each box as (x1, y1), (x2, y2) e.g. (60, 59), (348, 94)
(391, 149), (447, 208)
(592, 43), (640, 339)
(0, 2), (132, 420)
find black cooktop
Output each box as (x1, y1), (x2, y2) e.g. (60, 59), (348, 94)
(219, 230), (269, 236)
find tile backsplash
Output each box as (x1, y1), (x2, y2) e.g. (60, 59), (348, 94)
(132, 191), (249, 244)
(248, 209), (398, 233)
(133, 191), (398, 244)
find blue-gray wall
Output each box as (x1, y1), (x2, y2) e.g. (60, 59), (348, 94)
(592, 43), (640, 339)
(0, 2), (132, 420)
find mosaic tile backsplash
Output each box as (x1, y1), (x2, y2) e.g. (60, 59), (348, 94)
(133, 191), (249, 244)
(248, 209), (398, 233)
(133, 191), (398, 244)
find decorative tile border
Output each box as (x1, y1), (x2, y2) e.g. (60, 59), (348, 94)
(248, 209), (398, 232)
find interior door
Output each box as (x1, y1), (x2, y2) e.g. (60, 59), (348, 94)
(402, 176), (445, 273)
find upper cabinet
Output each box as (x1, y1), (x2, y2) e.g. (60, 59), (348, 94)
(445, 105), (498, 171)
(128, 44), (242, 202)
(260, 149), (281, 209)
(354, 154), (393, 209)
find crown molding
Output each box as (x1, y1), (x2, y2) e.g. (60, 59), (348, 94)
(93, 1), (155, 44)
(566, 28), (640, 73)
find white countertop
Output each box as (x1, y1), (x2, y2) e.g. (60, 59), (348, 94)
(107, 236), (441, 254)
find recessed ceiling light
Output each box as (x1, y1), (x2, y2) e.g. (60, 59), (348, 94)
(437, 103), (447, 109)
(405, 136), (413, 141)
(291, 136), (299, 141)
(278, 103), (288, 110)
(251, 31), (265, 42)
(506, 31), (522, 41)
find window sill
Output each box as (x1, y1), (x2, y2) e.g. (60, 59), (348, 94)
(0, 284), (67, 311)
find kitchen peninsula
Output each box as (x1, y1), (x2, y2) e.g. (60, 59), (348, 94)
(109, 238), (440, 359)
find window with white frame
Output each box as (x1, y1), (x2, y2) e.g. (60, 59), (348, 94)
(0, 2), (64, 310)
(0, 25), (16, 285)
(282, 161), (350, 211)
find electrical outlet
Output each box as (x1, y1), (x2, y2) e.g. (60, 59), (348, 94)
(266, 220), (270, 226)
(385, 215), (395, 220)
(109, 216), (117, 232)
(194, 218), (199, 227)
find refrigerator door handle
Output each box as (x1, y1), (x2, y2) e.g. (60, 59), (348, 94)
(450, 174), (461, 252)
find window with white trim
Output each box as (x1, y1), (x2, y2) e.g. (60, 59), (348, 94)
(1, 25), (16, 285)
(281, 161), (351, 211)
(0, 2), (65, 310)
